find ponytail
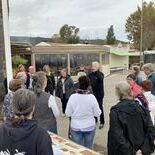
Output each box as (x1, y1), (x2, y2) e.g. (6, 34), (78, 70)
(13, 115), (26, 125)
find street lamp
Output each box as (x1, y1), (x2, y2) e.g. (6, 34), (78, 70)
(140, 0), (144, 67)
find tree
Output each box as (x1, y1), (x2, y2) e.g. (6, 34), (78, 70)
(59, 24), (80, 44)
(106, 25), (116, 45)
(52, 34), (62, 43)
(125, 2), (155, 50)
(12, 55), (28, 68)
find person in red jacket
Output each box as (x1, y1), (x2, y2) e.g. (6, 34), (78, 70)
(126, 74), (142, 98)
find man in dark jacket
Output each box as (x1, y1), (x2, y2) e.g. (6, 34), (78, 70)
(88, 62), (104, 129)
(108, 82), (155, 155)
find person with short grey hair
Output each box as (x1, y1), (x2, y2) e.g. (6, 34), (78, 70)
(88, 61), (105, 129)
(142, 63), (155, 95)
(108, 82), (155, 155)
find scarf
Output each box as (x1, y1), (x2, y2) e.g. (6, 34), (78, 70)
(136, 93), (149, 110)
(76, 89), (91, 94)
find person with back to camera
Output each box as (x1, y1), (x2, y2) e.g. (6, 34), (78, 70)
(108, 82), (155, 155)
(132, 66), (142, 86)
(88, 61), (105, 129)
(0, 89), (53, 155)
(33, 71), (59, 134)
(65, 76), (101, 149)
(2, 79), (24, 121)
(142, 63), (155, 95)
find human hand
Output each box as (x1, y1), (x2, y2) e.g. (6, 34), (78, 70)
(135, 150), (143, 155)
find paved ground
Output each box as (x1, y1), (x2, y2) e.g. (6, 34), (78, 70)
(56, 71), (130, 155)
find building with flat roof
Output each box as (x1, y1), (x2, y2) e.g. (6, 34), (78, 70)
(32, 42), (110, 76)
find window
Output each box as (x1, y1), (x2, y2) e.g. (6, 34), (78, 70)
(102, 52), (109, 65)
(35, 54), (67, 76)
(70, 53), (99, 75)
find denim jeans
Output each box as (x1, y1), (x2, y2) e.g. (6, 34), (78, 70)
(70, 128), (96, 149)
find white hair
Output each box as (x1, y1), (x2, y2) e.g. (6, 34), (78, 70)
(115, 82), (133, 101)
(92, 61), (100, 68)
(142, 63), (154, 72)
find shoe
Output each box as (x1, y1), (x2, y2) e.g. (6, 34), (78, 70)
(99, 124), (104, 129)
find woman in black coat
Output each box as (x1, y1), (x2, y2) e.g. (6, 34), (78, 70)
(56, 69), (74, 114)
(43, 65), (55, 95)
(108, 82), (155, 155)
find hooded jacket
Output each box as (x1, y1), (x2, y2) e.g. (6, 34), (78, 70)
(0, 120), (53, 155)
(108, 100), (155, 155)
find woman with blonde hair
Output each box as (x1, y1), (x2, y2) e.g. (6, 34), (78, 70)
(16, 64), (27, 83)
(108, 82), (155, 155)
(33, 71), (59, 133)
(43, 65), (55, 95)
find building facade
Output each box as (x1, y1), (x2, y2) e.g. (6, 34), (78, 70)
(32, 42), (110, 77)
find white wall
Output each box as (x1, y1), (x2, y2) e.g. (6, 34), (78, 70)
(2, 0), (13, 88)
(101, 65), (110, 76)
(110, 54), (129, 69)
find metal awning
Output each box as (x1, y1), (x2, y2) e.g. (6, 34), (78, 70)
(111, 51), (140, 56)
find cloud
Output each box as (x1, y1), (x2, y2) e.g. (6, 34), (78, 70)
(9, 0), (152, 41)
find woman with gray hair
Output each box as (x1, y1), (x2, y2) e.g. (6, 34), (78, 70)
(108, 82), (155, 155)
(142, 63), (155, 95)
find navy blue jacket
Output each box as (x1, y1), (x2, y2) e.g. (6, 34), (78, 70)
(0, 120), (53, 155)
(88, 71), (104, 99)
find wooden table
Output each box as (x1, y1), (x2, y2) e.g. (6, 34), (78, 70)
(49, 132), (101, 155)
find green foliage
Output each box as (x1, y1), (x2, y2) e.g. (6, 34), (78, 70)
(12, 55), (28, 68)
(59, 24), (80, 44)
(125, 1), (155, 50)
(106, 25), (116, 45)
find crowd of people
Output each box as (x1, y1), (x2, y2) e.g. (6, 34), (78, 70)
(0, 62), (155, 155)
(108, 63), (155, 155)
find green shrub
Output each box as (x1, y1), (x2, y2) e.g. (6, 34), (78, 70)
(12, 55), (28, 68)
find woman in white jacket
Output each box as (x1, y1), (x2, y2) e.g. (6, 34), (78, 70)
(65, 76), (101, 149)
(136, 80), (155, 125)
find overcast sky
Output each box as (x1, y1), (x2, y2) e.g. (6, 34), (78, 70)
(9, 0), (151, 41)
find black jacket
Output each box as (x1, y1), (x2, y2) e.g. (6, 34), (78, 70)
(45, 73), (55, 95)
(0, 120), (53, 155)
(108, 100), (155, 155)
(56, 75), (74, 99)
(88, 71), (104, 99)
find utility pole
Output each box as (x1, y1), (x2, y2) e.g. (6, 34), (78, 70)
(140, 0), (144, 67)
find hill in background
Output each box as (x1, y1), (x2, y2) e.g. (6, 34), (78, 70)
(10, 36), (127, 45)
